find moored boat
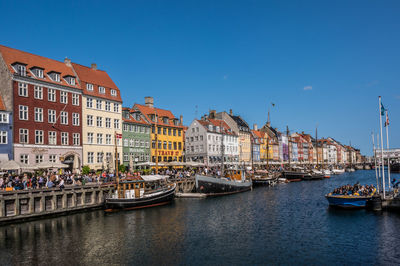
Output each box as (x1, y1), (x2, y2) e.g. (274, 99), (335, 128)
(105, 175), (176, 211)
(195, 170), (252, 196)
(325, 194), (374, 208)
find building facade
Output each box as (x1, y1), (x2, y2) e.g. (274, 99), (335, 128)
(122, 107), (151, 168)
(72, 62), (122, 171)
(0, 94), (12, 162)
(0, 45), (83, 169)
(134, 97), (184, 163)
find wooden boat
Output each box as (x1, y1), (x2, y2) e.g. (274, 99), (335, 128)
(325, 193), (374, 208)
(251, 171), (280, 186)
(195, 170), (252, 196)
(105, 175), (176, 211)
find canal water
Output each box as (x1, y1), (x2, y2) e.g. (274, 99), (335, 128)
(1, 170), (400, 265)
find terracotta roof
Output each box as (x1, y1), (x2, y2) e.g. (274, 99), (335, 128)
(0, 45), (80, 89)
(0, 94), (6, 111)
(252, 130), (265, 139)
(133, 104), (183, 128)
(198, 119), (236, 136)
(71, 63), (122, 102)
(121, 107), (150, 126)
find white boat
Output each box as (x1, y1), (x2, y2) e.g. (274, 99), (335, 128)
(332, 169), (345, 175)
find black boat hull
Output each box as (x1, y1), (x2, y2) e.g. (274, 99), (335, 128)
(195, 175), (252, 196)
(282, 171), (304, 182)
(391, 163), (400, 173)
(105, 185), (176, 211)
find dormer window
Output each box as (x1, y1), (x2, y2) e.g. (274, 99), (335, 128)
(86, 83), (93, 91)
(208, 125), (213, 131)
(48, 72), (60, 82)
(64, 76), (76, 86)
(150, 114), (156, 122)
(216, 126), (220, 133)
(110, 89), (117, 96)
(173, 119), (179, 126)
(15, 64), (26, 76)
(99, 86), (105, 94)
(31, 67), (44, 78)
(163, 117), (168, 124)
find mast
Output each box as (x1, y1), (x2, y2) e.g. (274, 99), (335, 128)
(315, 127), (318, 169)
(372, 133), (380, 193)
(379, 96), (386, 199)
(221, 121), (225, 177)
(251, 132), (254, 170)
(266, 132), (269, 170)
(155, 110), (159, 175)
(287, 126), (291, 168)
(385, 110), (391, 192)
(115, 132), (120, 197)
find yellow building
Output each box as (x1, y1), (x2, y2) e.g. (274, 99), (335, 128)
(72, 63), (122, 171)
(253, 129), (273, 162)
(134, 97), (184, 163)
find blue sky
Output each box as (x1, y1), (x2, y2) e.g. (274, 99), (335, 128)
(1, 0), (399, 155)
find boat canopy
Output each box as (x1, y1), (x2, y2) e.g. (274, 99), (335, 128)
(141, 175), (169, 182)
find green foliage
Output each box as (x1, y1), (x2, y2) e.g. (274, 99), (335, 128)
(82, 165), (91, 175)
(119, 164), (126, 173)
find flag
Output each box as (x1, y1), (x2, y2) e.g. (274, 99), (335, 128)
(381, 102), (386, 116)
(271, 102), (275, 107)
(115, 133), (122, 139)
(385, 111), (389, 127)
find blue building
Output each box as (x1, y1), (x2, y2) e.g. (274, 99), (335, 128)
(251, 130), (261, 162)
(0, 95), (13, 162)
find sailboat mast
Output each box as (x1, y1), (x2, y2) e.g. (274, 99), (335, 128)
(316, 127), (318, 169)
(385, 110), (391, 191)
(372, 133), (380, 193)
(155, 110), (159, 175)
(221, 121), (225, 177)
(378, 96), (386, 199)
(287, 126), (291, 168)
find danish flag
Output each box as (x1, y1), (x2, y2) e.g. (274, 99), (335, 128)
(115, 133), (123, 139)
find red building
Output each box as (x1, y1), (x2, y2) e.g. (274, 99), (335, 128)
(0, 45), (83, 168)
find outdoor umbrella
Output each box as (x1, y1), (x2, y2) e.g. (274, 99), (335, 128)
(0, 160), (28, 171)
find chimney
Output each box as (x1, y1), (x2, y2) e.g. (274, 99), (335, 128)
(209, 110), (216, 119)
(145, 96), (154, 108)
(267, 121), (271, 127)
(91, 63), (97, 70)
(253, 124), (258, 131)
(64, 57), (71, 66)
(204, 114), (208, 120)
(229, 109), (233, 116)
(180, 115), (183, 125)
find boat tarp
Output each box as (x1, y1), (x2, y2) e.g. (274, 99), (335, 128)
(141, 175), (169, 182)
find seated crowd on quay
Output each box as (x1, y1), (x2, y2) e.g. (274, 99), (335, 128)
(331, 183), (376, 196)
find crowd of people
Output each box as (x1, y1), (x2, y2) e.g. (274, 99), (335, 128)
(332, 183), (376, 196)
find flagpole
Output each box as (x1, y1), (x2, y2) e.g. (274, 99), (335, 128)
(377, 133), (382, 192)
(372, 133), (379, 193)
(385, 110), (391, 192)
(379, 96), (385, 199)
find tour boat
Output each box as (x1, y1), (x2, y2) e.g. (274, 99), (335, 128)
(281, 170), (305, 182)
(105, 175), (176, 211)
(195, 170), (252, 196)
(325, 193), (375, 208)
(332, 169), (345, 175)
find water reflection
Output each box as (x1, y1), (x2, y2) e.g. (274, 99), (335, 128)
(1, 171), (400, 265)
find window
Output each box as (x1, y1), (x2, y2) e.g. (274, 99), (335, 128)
(123, 139), (128, 147)
(168, 141), (172, 150)
(0, 131), (7, 144)
(178, 142), (182, 150)
(61, 132), (68, 145)
(88, 152), (94, 164)
(163, 128), (166, 135)
(0, 113), (8, 123)
(19, 129), (28, 143)
(47, 110), (56, 123)
(114, 119), (119, 129)
(173, 129), (177, 136)
(163, 141), (167, 149)
(178, 130), (181, 136)
(34, 108), (43, 122)
(35, 68), (43, 78)
(114, 103), (119, 113)
(105, 118), (111, 128)
(111, 89), (117, 96)
(106, 134), (111, 145)
(17, 65), (26, 76)
(73, 133), (80, 146)
(106, 152), (112, 163)
(87, 98), (93, 108)
(34, 86), (43, 99)
(48, 88), (56, 102)
(97, 152), (104, 163)
(87, 133), (94, 144)
(18, 82), (28, 97)
(49, 155), (56, 163)
(72, 113), (80, 126)
(96, 116), (103, 127)
(52, 73), (60, 82)
(96, 99), (102, 110)
(124, 153), (129, 162)
(66, 77), (75, 85)
(60, 111), (68, 125)
(157, 127), (161, 134)
(173, 142), (177, 150)
(35, 130), (43, 144)
(72, 93), (79, 106)
(20, 154), (29, 164)
(60, 91), (68, 104)
(86, 83), (93, 91)
(130, 139), (134, 147)
(135, 139), (139, 147)
(99, 86), (105, 94)
(105, 101), (111, 111)
(35, 155), (43, 164)
(19, 105), (28, 120)
(49, 131), (57, 145)
(87, 115), (93, 126)
(168, 128), (171, 136)
(97, 133), (103, 144)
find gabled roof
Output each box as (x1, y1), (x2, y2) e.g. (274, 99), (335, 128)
(230, 115), (250, 131)
(252, 130), (265, 139)
(71, 63), (122, 102)
(0, 45), (80, 89)
(122, 107), (150, 126)
(134, 104), (183, 128)
(197, 119), (236, 136)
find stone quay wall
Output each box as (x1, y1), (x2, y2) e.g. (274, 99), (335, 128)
(0, 184), (115, 224)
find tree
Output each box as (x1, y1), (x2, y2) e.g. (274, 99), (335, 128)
(119, 164), (126, 173)
(82, 165), (90, 175)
